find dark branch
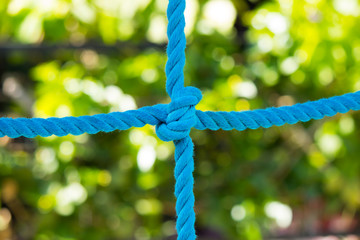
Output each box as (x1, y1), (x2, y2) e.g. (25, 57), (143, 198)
(0, 41), (166, 54)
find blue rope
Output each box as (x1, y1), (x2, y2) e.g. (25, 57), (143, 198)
(2, 0), (360, 239)
(195, 91), (360, 131)
(157, 0), (198, 238)
(1, 91), (359, 138)
(0, 106), (166, 138)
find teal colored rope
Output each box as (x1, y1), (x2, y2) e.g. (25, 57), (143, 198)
(195, 90), (360, 131)
(1, 91), (359, 138)
(0, 106), (166, 138)
(157, 0), (198, 238)
(1, 0), (360, 238)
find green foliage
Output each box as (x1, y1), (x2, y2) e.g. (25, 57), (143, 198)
(0, 0), (360, 239)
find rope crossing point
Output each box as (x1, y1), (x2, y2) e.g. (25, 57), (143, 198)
(1, 92), (360, 138)
(2, 0), (360, 239)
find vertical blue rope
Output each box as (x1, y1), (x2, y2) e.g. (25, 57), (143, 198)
(165, 0), (186, 97)
(174, 136), (196, 240)
(156, 0), (200, 239)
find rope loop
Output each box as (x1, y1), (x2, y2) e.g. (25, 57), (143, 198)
(156, 86), (202, 141)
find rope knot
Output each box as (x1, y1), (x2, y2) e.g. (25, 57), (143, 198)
(156, 86), (202, 142)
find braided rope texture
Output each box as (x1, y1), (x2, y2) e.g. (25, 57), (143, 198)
(1, 91), (359, 138)
(158, 0), (198, 238)
(2, 0), (360, 239)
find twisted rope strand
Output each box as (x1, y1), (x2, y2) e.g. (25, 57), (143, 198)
(166, 0), (186, 99)
(163, 0), (198, 239)
(194, 91), (360, 131)
(174, 136), (196, 240)
(0, 91), (359, 138)
(0, 105), (167, 138)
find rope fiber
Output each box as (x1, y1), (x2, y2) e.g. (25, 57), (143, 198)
(1, 0), (360, 239)
(1, 91), (359, 138)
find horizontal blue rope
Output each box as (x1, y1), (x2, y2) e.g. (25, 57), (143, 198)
(0, 106), (167, 138)
(196, 91), (360, 131)
(0, 91), (359, 138)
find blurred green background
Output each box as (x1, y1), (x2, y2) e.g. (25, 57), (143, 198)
(0, 0), (360, 239)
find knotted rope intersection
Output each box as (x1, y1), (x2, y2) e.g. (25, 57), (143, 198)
(2, 0), (360, 239)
